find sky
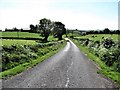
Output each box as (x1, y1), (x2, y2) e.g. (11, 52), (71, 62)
(0, 0), (119, 30)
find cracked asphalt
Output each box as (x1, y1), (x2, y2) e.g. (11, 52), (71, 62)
(2, 39), (117, 88)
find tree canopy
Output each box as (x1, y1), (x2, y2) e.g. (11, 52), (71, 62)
(29, 24), (38, 33)
(52, 22), (66, 40)
(38, 18), (52, 41)
(38, 18), (66, 41)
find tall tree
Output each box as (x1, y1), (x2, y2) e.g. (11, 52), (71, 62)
(29, 24), (37, 33)
(38, 18), (52, 41)
(35, 25), (38, 33)
(103, 28), (110, 34)
(53, 22), (66, 40)
(13, 27), (18, 31)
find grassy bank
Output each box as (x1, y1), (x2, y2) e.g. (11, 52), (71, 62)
(71, 39), (120, 85)
(1, 40), (66, 79)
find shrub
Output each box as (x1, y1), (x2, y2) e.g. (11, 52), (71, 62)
(87, 41), (94, 48)
(116, 56), (120, 72)
(28, 52), (38, 59)
(11, 54), (21, 62)
(103, 38), (114, 49)
(20, 54), (29, 61)
(94, 41), (100, 48)
(83, 39), (89, 46)
(29, 45), (39, 52)
(2, 41), (65, 72)
(75, 36), (119, 73)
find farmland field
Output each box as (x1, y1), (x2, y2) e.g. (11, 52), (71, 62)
(2, 32), (41, 38)
(2, 40), (38, 46)
(74, 34), (118, 41)
(1, 32), (60, 43)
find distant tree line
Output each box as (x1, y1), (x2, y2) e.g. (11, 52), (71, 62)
(86, 28), (119, 34)
(66, 28), (119, 37)
(5, 28), (29, 32)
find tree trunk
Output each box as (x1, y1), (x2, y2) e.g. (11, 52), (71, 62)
(44, 36), (48, 42)
(58, 35), (62, 40)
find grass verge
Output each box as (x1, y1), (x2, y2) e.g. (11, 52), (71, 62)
(71, 39), (120, 85)
(0, 40), (66, 79)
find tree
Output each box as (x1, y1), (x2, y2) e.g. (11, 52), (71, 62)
(35, 25), (38, 32)
(13, 27), (19, 37)
(13, 27), (18, 31)
(20, 28), (23, 31)
(52, 22), (66, 40)
(29, 24), (37, 33)
(38, 18), (52, 41)
(94, 30), (98, 34)
(103, 28), (110, 34)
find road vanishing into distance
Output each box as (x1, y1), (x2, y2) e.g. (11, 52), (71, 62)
(2, 39), (117, 88)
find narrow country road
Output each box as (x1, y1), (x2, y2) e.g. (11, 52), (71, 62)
(2, 39), (116, 88)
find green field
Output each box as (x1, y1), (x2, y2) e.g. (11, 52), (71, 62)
(2, 32), (41, 38)
(1, 32), (60, 46)
(74, 34), (118, 41)
(2, 40), (38, 46)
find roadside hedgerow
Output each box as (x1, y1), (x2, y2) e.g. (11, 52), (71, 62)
(2, 41), (64, 72)
(73, 37), (120, 72)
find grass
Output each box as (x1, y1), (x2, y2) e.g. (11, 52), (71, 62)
(2, 39), (38, 46)
(74, 34), (118, 41)
(2, 32), (41, 38)
(0, 41), (66, 79)
(2, 32), (63, 41)
(2, 32), (59, 46)
(48, 36), (58, 41)
(48, 35), (66, 41)
(71, 39), (120, 85)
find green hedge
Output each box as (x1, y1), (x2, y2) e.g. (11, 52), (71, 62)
(1, 41), (64, 72)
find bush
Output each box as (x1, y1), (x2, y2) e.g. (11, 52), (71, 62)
(94, 41), (100, 48)
(28, 52), (38, 59)
(103, 38), (114, 49)
(116, 56), (120, 72)
(20, 54), (29, 62)
(75, 36), (119, 73)
(87, 41), (94, 48)
(29, 45), (39, 52)
(2, 41), (64, 72)
(83, 39), (89, 46)
(11, 54), (21, 62)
